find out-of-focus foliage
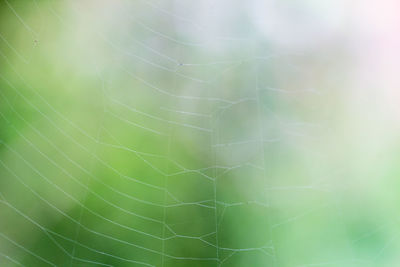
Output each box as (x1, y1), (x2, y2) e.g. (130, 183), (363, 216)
(1, 1), (400, 267)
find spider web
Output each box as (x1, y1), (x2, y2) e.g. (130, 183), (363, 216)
(0, 0), (383, 267)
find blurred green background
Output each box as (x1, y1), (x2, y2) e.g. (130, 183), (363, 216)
(1, 0), (400, 266)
